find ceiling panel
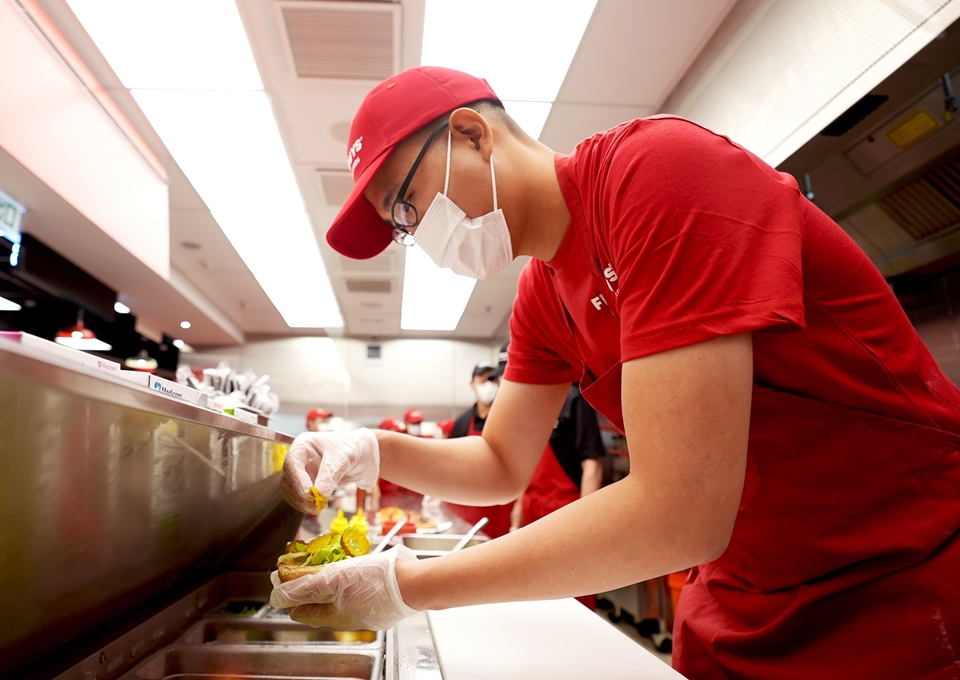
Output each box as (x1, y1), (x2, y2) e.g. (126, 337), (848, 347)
(557, 0), (736, 108)
(542, 0), (735, 153)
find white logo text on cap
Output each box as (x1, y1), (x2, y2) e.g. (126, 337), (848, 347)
(348, 137), (363, 177)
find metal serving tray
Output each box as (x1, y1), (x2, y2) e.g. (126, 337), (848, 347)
(399, 534), (487, 558)
(125, 646), (382, 680)
(180, 618), (382, 649)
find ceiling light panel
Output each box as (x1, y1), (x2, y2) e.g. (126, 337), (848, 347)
(421, 0), (597, 138)
(69, 0), (343, 329)
(66, 0), (261, 90)
(401, 245), (476, 331)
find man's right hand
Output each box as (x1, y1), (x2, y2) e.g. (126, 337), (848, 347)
(280, 429), (380, 514)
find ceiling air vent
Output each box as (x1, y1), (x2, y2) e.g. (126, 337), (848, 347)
(277, 1), (400, 81)
(345, 278), (392, 294)
(318, 171), (354, 206)
(878, 154), (960, 241)
(820, 94), (889, 137)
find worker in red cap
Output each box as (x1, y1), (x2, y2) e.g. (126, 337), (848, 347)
(378, 418), (406, 433)
(273, 67), (960, 678)
(305, 407), (332, 432)
(375, 418), (417, 508)
(435, 419), (454, 439)
(443, 360), (514, 539)
(402, 408), (424, 437)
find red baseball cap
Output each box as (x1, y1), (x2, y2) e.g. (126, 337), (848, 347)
(379, 418), (406, 432)
(307, 407), (332, 423)
(327, 67), (500, 259)
(404, 408), (424, 424)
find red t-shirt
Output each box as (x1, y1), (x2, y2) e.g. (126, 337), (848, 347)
(502, 116), (960, 676)
(505, 116), (960, 435)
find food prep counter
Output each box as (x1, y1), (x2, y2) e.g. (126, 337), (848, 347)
(50, 569), (684, 680)
(0, 338), (298, 679)
(1, 338), (683, 679)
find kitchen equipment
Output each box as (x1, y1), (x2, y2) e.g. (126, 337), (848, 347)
(372, 511), (408, 554)
(451, 517), (488, 553)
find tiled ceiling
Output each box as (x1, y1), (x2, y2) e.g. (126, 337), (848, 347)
(30, 0), (734, 345)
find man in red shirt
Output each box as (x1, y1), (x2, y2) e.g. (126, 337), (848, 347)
(272, 67), (960, 678)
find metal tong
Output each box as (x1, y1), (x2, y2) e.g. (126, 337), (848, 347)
(371, 512), (408, 555)
(451, 517), (489, 553)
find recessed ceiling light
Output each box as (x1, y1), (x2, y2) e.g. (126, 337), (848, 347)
(172, 339), (185, 349)
(329, 121), (352, 143)
(180, 320), (191, 329)
(114, 301), (131, 314)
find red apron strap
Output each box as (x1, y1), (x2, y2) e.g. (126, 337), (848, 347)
(522, 442), (580, 525)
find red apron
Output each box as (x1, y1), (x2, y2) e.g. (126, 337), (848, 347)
(522, 444), (580, 524)
(583, 365), (960, 678)
(523, 443), (596, 609)
(444, 416), (515, 539)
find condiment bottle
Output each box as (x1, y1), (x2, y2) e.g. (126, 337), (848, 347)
(329, 508), (349, 534)
(349, 507), (369, 534)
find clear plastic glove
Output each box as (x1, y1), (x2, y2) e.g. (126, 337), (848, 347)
(280, 429), (380, 514)
(269, 545), (419, 630)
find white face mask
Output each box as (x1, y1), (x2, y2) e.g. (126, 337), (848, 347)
(414, 129), (513, 280)
(475, 381), (499, 405)
(407, 423), (421, 436)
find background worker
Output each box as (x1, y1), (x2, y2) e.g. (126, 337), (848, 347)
(274, 67), (960, 678)
(403, 409), (425, 436)
(491, 343), (605, 607)
(445, 361), (514, 538)
(305, 407), (332, 432)
(522, 382), (604, 521)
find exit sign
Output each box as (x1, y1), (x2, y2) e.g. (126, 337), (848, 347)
(0, 188), (24, 244)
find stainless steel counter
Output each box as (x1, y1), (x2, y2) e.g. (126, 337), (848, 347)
(0, 340), (295, 679)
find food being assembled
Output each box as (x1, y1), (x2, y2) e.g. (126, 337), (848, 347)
(308, 486), (328, 513)
(277, 527), (369, 582)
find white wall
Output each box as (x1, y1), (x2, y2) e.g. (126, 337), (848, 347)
(661, 0), (960, 166)
(185, 336), (504, 433)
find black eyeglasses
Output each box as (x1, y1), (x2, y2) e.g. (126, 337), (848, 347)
(390, 120), (450, 246)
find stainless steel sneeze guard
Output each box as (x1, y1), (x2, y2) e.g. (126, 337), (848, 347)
(0, 342), (294, 678)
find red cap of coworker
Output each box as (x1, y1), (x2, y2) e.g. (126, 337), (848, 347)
(404, 408), (424, 424)
(327, 67), (500, 259)
(307, 407), (332, 423)
(379, 418), (406, 433)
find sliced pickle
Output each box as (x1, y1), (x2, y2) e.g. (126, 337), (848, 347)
(341, 527), (370, 557)
(306, 533), (336, 553)
(285, 540), (308, 554)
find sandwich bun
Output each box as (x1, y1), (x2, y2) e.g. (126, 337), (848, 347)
(277, 563), (325, 582)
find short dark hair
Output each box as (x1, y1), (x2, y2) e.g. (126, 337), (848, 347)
(404, 99), (530, 149)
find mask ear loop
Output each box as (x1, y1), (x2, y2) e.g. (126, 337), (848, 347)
(490, 153), (498, 211)
(443, 128), (452, 195)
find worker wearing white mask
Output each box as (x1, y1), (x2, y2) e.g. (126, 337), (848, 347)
(443, 361), (512, 538)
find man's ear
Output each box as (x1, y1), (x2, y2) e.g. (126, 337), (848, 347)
(449, 107), (494, 161)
